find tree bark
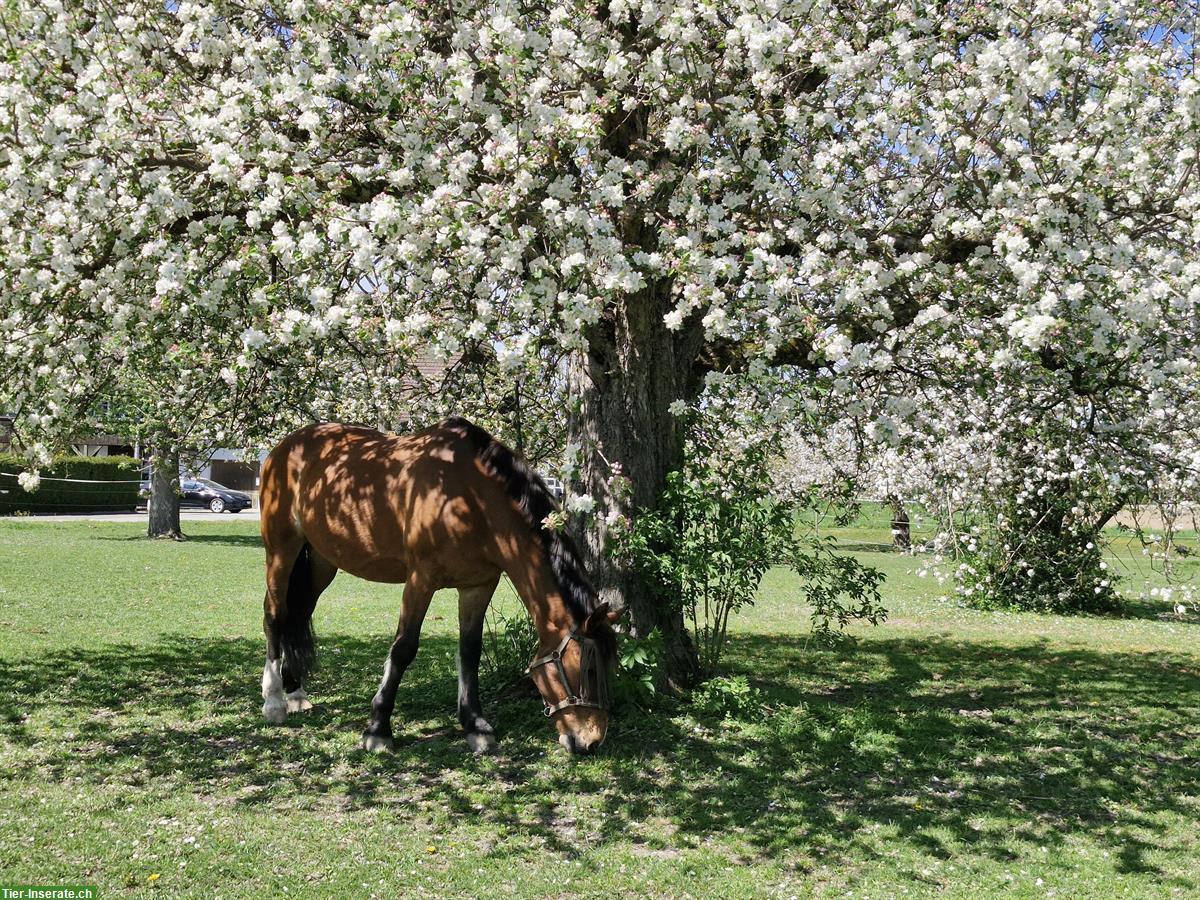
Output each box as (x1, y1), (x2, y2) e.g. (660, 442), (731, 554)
(889, 494), (911, 551)
(568, 291), (704, 690)
(147, 443), (184, 540)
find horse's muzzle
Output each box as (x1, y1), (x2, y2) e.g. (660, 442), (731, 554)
(560, 732), (600, 755)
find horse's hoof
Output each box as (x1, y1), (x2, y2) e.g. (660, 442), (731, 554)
(466, 732), (497, 755)
(262, 698), (287, 724)
(361, 731), (394, 753)
(286, 690), (313, 713)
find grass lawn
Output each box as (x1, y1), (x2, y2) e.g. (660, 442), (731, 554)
(804, 501), (1200, 560)
(0, 517), (1197, 898)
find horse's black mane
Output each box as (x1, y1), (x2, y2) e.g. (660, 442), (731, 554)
(445, 417), (602, 625)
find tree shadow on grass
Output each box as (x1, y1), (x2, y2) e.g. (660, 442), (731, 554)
(96, 533), (264, 548)
(174, 533), (263, 548)
(0, 631), (1196, 886)
(620, 634), (1200, 883)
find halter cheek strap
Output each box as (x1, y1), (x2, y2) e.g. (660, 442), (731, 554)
(526, 628), (610, 716)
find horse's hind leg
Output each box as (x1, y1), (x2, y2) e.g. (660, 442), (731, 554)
(261, 538), (304, 724)
(362, 572), (436, 752)
(457, 577), (501, 754)
(282, 550), (337, 714)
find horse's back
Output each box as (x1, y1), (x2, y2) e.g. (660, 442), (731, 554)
(260, 421), (510, 586)
(260, 422), (385, 538)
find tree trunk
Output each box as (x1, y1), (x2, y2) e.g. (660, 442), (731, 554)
(567, 85), (710, 687)
(889, 494), (911, 551)
(147, 444), (184, 540)
(568, 291), (704, 690)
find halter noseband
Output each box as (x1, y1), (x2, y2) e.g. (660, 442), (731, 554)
(526, 627), (610, 717)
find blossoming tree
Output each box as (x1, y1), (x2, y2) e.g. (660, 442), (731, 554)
(2, 0), (1197, 681)
(92, 340), (329, 540)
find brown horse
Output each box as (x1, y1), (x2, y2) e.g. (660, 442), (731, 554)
(258, 418), (619, 754)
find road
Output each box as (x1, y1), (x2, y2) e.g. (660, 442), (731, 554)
(7, 509), (262, 524)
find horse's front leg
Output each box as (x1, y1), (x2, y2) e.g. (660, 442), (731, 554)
(457, 578), (501, 754)
(362, 574), (435, 752)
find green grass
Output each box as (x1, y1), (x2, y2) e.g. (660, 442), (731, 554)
(0, 518), (1197, 898)
(806, 500), (1200, 558)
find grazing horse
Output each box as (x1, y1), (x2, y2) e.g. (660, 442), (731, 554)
(258, 418), (620, 754)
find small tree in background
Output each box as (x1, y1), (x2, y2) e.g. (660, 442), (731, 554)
(89, 335), (329, 540)
(889, 495), (912, 551)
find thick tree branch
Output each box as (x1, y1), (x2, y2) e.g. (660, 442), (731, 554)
(138, 153), (207, 173)
(698, 332), (822, 375)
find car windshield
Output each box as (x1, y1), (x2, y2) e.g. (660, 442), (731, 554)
(195, 478), (233, 491)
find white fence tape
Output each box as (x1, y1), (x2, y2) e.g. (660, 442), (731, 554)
(0, 472), (144, 484)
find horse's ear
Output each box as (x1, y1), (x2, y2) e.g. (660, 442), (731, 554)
(606, 606), (627, 625)
(584, 602), (611, 633)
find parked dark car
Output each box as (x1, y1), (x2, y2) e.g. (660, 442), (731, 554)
(180, 477), (252, 513)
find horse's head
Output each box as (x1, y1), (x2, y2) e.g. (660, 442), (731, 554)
(528, 603), (622, 754)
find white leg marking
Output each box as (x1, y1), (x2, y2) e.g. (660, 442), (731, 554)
(362, 733), (395, 753)
(286, 689), (313, 713)
(466, 732), (497, 754)
(261, 657), (286, 724)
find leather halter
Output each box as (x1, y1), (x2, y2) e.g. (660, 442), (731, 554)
(526, 627), (610, 717)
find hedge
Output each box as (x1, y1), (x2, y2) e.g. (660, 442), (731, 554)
(0, 454), (141, 514)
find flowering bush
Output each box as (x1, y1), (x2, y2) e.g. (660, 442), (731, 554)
(956, 497), (1121, 614)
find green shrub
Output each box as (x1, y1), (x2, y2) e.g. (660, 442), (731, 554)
(619, 460), (886, 678)
(620, 468), (796, 676)
(0, 454), (140, 514)
(482, 609), (666, 713)
(612, 629), (664, 711)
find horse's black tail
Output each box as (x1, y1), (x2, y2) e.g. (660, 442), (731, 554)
(280, 543), (318, 683)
